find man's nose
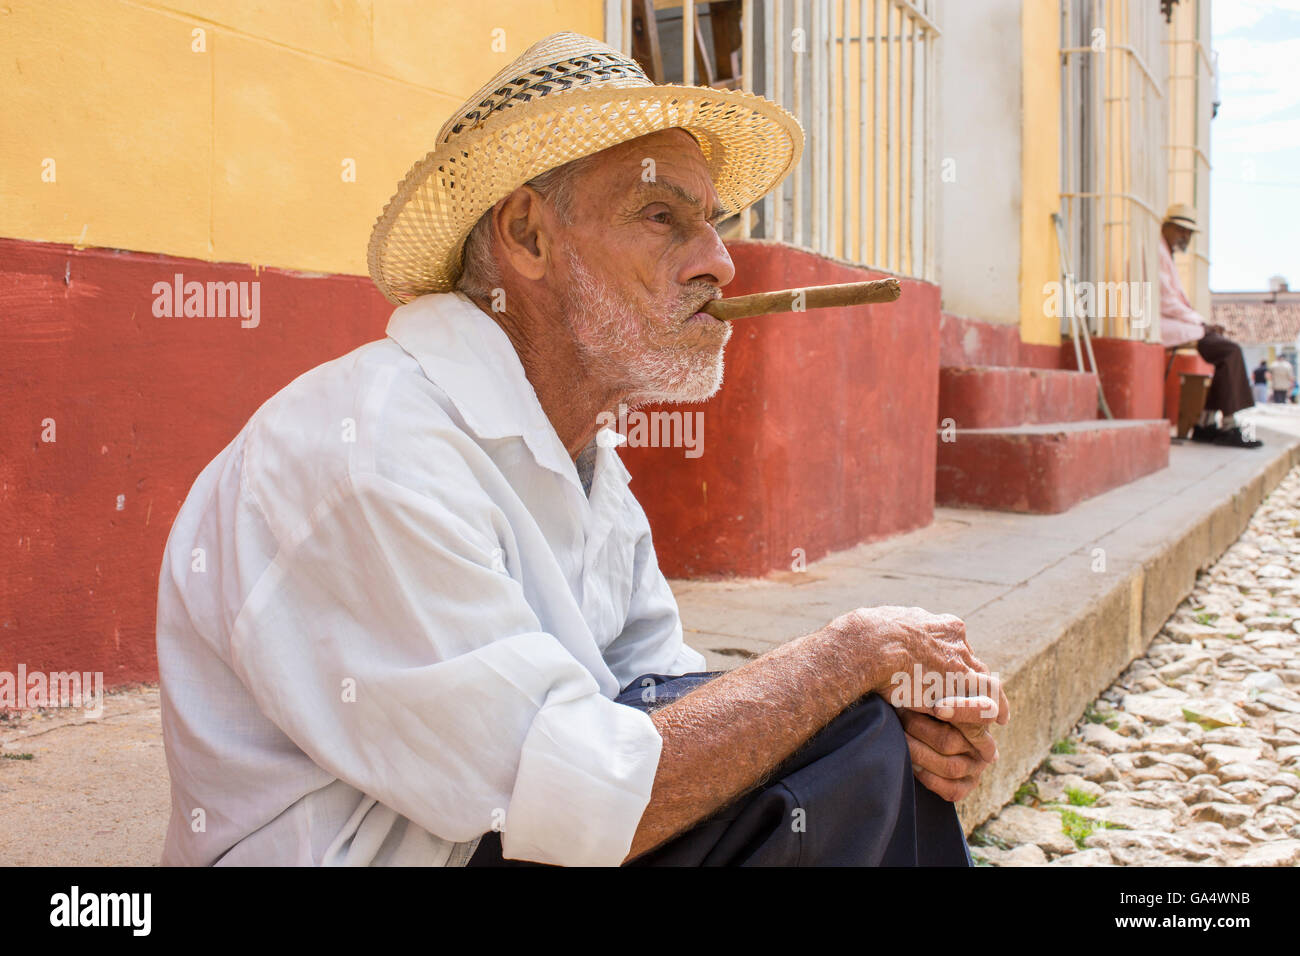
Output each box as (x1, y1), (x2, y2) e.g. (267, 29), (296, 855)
(683, 222), (736, 289)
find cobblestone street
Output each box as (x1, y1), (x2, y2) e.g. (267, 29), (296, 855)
(973, 466), (1300, 866)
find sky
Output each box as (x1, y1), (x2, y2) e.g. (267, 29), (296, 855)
(1209, 0), (1300, 291)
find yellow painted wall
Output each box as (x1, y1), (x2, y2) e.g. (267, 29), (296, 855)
(0, 0), (604, 276)
(1018, 0), (1061, 347)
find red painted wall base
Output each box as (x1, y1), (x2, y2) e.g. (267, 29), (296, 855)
(2, 237), (942, 687)
(1073, 337), (1167, 420)
(939, 312), (1021, 368)
(936, 420), (1170, 513)
(1, 238), (393, 687)
(938, 313), (1167, 422)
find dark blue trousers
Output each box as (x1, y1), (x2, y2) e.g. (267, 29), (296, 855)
(468, 672), (972, 867)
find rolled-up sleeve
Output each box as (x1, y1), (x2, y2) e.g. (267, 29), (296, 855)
(229, 470), (662, 867)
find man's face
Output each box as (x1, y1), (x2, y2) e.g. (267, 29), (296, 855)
(552, 129), (736, 406)
(1167, 224), (1192, 252)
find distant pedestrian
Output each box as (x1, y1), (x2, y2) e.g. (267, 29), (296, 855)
(1269, 356), (1294, 403)
(1253, 360), (1270, 405)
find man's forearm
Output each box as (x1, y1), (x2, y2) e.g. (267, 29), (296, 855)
(624, 621), (890, 862)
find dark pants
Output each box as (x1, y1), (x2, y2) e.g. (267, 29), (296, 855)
(468, 672), (972, 867)
(1196, 332), (1254, 417)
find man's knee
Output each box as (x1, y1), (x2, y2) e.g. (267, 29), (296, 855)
(861, 693), (906, 742)
(1197, 332), (1244, 365)
(835, 693), (911, 774)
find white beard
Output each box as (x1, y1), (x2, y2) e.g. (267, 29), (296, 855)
(563, 247), (731, 408)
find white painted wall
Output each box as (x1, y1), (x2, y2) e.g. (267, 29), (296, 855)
(936, 0), (1024, 325)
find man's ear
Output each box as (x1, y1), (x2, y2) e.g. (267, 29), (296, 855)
(493, 186), (551, 282)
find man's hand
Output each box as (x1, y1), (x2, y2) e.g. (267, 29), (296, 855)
(830, 606), (1009, 802)
(832, 605), (1010, 724)
(898, 710), (996, 802)
(628, 606), (1009, 860)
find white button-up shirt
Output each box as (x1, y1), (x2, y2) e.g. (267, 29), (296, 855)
(155, 291), (705, 867)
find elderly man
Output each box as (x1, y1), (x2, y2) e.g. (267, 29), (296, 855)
(1160, 203), (1261, 448)
(156, 33), (1006, 868)
(1269, 355), (1295, 404)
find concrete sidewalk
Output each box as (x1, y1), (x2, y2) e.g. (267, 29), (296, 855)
(3, 406), (1298, 864)
(0, 685), (164, 865)
(678, 404), (1300, 826)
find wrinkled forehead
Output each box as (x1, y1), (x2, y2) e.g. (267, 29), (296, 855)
(587, 128), (716, 188)
(605, 126), (706, 160)
(581, 130), (724, 223)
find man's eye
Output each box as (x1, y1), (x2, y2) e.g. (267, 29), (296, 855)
(649, 210), (672, 224)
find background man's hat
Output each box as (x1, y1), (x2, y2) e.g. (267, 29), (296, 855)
(1163, 202), (1199, 232)
(366, 32), (804, 305)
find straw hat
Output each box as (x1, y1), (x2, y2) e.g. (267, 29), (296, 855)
(1164, 202), (1199, 232)
(366, 32), (804, 305)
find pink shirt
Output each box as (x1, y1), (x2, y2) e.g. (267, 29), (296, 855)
(1159, 237), (1206, 348)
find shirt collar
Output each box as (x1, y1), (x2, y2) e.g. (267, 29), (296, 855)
(385, 292), (630, 491)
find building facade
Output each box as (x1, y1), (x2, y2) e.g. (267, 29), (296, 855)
(1, 0), (1215, 687)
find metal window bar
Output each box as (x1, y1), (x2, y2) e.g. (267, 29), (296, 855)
(612, 0), (938, 279)
(873, 0), (884, 269)
(1059, 0), (1165, 341)
(682, 0), (695, 85)
(842, 0), (851, 261)
(852, 0), (863, 264)
(793, 0), (805, 245)
(813, 0), (826, 253)
(741, 0), (754, 238)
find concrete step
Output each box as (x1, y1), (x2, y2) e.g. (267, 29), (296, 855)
(936, 419), (1171, 514)
(938, 365), (1099, 429)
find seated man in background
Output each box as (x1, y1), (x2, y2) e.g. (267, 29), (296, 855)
(1159, 203), (1261, 448)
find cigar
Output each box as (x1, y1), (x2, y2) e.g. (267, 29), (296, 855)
(701, 278), (903, 322)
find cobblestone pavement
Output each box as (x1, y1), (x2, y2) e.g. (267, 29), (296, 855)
(972, 467), (1300, 867)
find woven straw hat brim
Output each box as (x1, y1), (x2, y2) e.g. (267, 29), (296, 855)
(367, 84), (804, 305)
